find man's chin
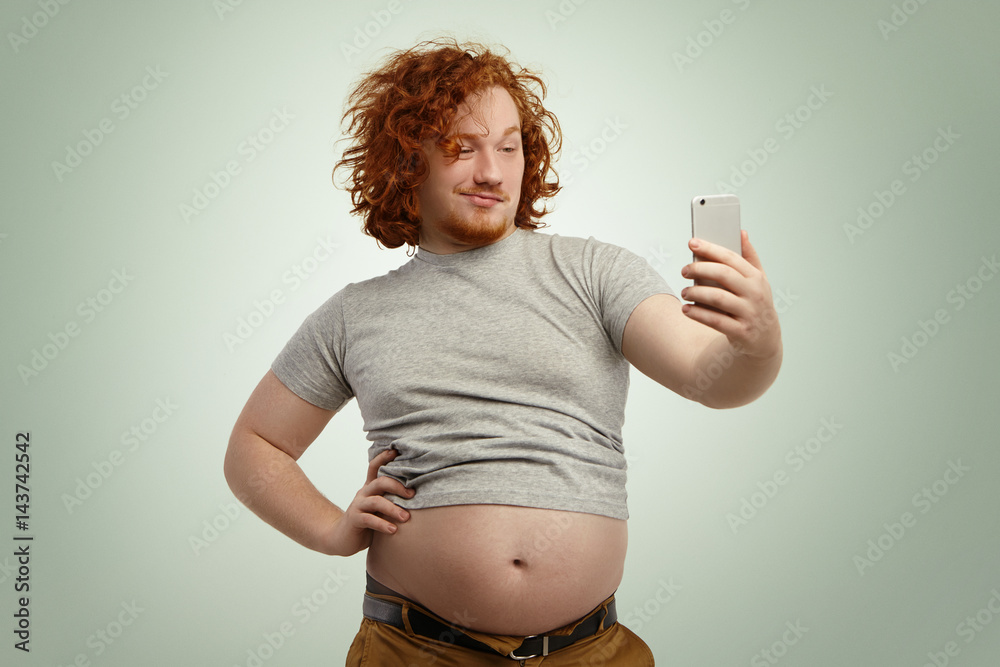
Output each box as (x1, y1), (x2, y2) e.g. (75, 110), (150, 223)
(438, 212), (514, 248)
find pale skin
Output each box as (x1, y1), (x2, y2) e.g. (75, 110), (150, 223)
(224, 85), (781, 635)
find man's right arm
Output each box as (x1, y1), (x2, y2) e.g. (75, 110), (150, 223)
(223, 370), (413, 556)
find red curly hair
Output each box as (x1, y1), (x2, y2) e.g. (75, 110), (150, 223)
(333, 38), (562, 250)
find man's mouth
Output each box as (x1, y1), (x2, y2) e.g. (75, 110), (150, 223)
(459, 191), (505, 207)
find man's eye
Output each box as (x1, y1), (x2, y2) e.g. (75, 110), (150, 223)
(458, 147), (473, 154)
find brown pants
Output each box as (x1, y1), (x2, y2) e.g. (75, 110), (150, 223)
(345, 590), (654, 666)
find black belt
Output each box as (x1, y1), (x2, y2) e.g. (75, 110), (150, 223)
(362, 592), (617, 660)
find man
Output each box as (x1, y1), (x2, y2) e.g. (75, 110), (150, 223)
(225, 38), (781, 666)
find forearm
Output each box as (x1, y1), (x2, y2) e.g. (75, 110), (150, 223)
(224, 429), (344, 555)
(689, 332), (782, 409)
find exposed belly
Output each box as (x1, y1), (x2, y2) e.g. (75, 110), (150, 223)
(366, 504), (628, 635)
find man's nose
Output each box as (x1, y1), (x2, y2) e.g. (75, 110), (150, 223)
(472, 150), (502, 185)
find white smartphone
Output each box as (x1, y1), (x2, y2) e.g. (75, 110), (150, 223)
(690, 194), (742, 293)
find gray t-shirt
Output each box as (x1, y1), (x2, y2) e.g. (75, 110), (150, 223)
(271, 228), (675, 519)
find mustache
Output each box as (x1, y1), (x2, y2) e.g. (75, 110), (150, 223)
(456, 188), (507, 202)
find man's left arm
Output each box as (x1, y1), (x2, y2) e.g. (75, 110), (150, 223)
(621, 231), (782, 409)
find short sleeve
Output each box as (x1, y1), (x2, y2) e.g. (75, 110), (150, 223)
(270, 290), (354, 412)
(588, 239), (677, 352)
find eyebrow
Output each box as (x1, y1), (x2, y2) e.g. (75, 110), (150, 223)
(454, 125), (521, 141)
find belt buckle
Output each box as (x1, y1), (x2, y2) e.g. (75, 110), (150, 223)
(509, 635), (548, 660)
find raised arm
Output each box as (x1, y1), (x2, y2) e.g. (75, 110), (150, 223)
(622, 231), (782, 408)
(224, 369), (414, 556)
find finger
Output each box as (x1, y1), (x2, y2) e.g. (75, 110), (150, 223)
(680, 285), (749, 319)
(354, 511), (403, 535)
(683, 260), (746, 294)
(366, 448), (398, 484)
(689, 237), (754, 277)
(681, 302), (742, 339)
(365, 475), (415, 499)
(740, 230), (765, 272)
(355, 495), (411, 524)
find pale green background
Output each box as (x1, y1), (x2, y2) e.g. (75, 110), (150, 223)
(2, 1), (999, 665)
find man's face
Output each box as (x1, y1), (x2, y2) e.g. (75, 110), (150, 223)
(416, 86), (524, 254)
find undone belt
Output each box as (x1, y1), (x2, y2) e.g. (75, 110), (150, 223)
(362, 592), (617, 660)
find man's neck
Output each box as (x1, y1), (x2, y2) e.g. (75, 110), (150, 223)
(418, 224), (518, 255)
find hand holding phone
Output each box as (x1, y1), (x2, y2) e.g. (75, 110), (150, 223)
(689, 194), (741, 307)
(683, 194), (782, 364)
